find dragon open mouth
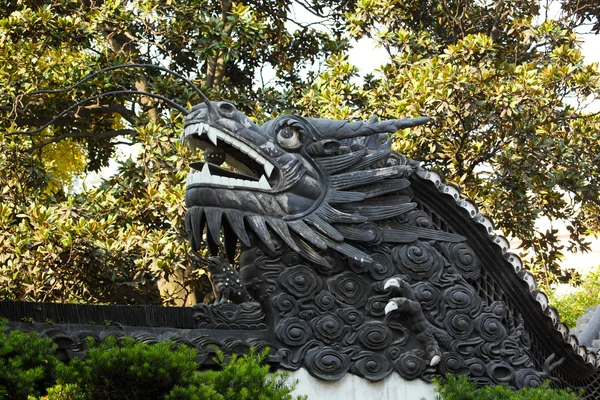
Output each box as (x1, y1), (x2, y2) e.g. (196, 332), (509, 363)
(181, 122), (275, 190)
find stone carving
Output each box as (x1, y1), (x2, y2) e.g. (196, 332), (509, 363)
(181, 100), (563, 387)
(9, 65), (599, 395)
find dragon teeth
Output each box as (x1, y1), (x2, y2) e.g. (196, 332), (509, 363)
(263, 163), (274, 178)
(258, 175), (271, 189)
(187, 168), (272, 190)
(183, 123), (276, 187)
(207, 127), (218, 146)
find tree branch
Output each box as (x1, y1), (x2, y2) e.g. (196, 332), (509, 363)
(26, 129), (136, 153)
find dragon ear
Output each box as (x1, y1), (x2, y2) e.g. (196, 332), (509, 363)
(305, 117), (431, 140)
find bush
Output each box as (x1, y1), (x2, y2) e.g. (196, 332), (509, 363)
(53, 336), (199, 400)
(0, 320), (60, 399)
(44, 337), (305, 400)
(184, 349), (306, 400)
(434, 374), (581, 400)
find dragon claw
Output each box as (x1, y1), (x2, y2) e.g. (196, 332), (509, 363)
(385, 299), (400, 315)
(430, 355), (441, 366)
(384, 278), (401, 290)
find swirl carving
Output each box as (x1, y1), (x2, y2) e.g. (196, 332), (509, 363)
(337, 308), (364, 327)
(282, 252), (302, 267)
(514, 368), (544, 389)
(465, 358), (487, 377)
(443, 284), (479, 313)
(271, 293), (299, 318)
(275, 317), (312, 347)
(393, 350), (426, 380)
(311, 314), (345, 344)
(314, 291), (336, 311)
(487, 362), (516, 384)
(412, 282), (440, 310)
(364, 294), (392, 317)
(369, 252), (395, 280)
(357, 322), (393, 350)
(439, 352), (467, 375)
(351, 352), (393, 381)
(477, 314), (507, 343)
(392, 241), (444, 281)
(327, 272), (369, 307)
(435, 242), (481, 280)
(305, 347), (351, 381)
(280, 265), (322, 299)
(445, 310), (475, 339)
(395, 209), (435, 229)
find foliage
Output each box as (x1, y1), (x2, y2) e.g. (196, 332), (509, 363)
(45, 339), (304, 400)
(547, 265), (600, 327)
(434, 374), (581, 400)
(53, 336), (199, 400)
(301, 0), (600, 285)
(187, 349), (305, 400)
(0, 0), (347, 305)
(0, 320), (59, 400)
(0, 125), (203, 305)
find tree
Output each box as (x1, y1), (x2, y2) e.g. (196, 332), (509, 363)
(300, 0), (600, 286)
(1, 0), (599, 305)
(0, 0), (347, 305)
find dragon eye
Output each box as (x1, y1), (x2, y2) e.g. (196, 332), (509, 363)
(277, 126), (302, 149)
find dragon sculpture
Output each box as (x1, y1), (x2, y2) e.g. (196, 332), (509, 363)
(182, 100), (562, 386)
(14, 65), (594, 392)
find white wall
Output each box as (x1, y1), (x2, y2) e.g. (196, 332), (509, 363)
(289, 369), (438, 400)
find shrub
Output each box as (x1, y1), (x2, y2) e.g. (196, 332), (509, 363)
(53, 336), (198, 400)
(46, 338), (305, 400)
(188, 349), (306, 400)
(0, 320), (60, 399)
(434, 374), (581, 400)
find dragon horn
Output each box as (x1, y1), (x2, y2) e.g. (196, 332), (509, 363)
(305, 116), (431, 140)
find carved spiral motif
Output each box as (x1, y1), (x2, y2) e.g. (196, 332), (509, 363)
(314, 291), (336, 311)
(357, 222), (383, 245)
(439, 352), (466, 375)
(515, 369), (544, 389)
(445, 310), (475, 339)
(299, 310), (316, 320)
(444, 284), (478, 312)
(275, 317), (312, 347)
(477, 314), (507, 343)
(412, 282), (440, 310)
(365, 295), (391, 317)
(351, 352), (393, 381)
(387, 344), (403, 361)
(436, 242), (481, 280)
(399, 210), (434, 229)
(392, 242), (444, 281)
(305, 347), (351, 381)
(272, 293), (299, 317)
(337, 308), (364, 327)
(489, 301), (507, 318)
(357, 322), (393, 350)
(465, 358), (487, 377)
(312, 314), (345, 344)
(328, 272), (369, 307)
(280, 265), (321, 299)
(393, 350), (426, 380)
(369, 252), (395, 280)
(487, 362), (515, 384)
(282, 252), (302, 267)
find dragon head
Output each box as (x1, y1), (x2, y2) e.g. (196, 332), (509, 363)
(182, 100), (432, 265)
